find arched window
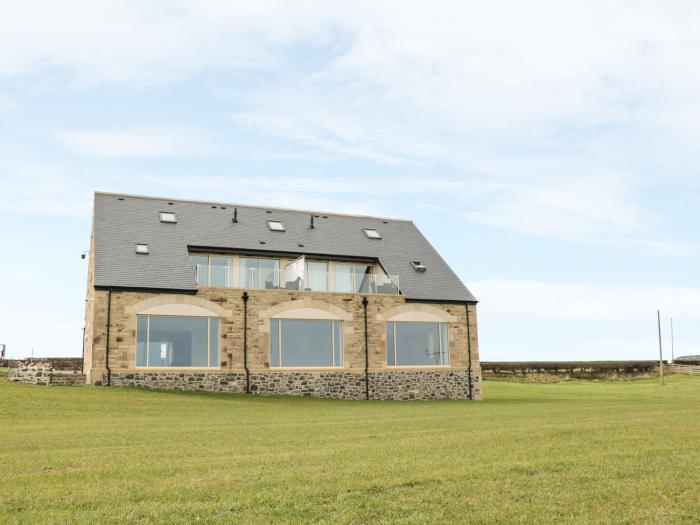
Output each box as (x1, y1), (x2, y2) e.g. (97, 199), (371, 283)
(128, 297), (229, 369)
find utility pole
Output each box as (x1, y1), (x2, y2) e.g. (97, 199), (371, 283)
(670, 318), (674, 364)
(657, 310), (664, 386)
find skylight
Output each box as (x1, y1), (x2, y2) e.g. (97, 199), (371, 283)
(411, 261), (427, 272)
(363, 228), (382, 239)
(267, 220), (285, 232)
(136, 243), (149, 254)
(159, 212), (177, 223)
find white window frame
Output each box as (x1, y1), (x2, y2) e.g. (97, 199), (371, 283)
(136, 314), (220, 369)
(270, 318), (343, 368)
(386, 321), (449, 367)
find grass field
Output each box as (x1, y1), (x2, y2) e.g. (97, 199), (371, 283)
(2, 377), (699, 524)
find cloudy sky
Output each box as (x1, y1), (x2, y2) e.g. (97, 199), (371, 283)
(1, 1), (699, 360)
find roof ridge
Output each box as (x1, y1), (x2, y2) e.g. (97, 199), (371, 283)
(94, 191), (412, 223)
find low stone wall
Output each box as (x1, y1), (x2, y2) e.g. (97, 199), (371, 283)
(108, 372), (247, 392)
(106, 369), (483, 400)
(9, 360), (86, 386)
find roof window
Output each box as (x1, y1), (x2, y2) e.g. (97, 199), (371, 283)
(363, 228), (382, 239)
(159, 212), (177, 223)
(411, 261), (427, 272)
(136, 243), (149, 254)
(267, 220), (285, 232)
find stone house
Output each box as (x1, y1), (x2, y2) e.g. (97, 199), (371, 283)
(83, 192), (481, 400)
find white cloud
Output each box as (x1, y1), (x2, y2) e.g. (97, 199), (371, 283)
(471, 279), (700, 321)
(58, 127), (214, 157)
(471, 278), (700, 360)
(0, 164), (92, 217)
(2, 1), (698, 248)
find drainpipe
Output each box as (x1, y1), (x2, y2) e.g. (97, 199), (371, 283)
(465, 303), (473, 400)
(362, 296), (369, 400)
(81, 326), (85, 374)
(105, 288), (112, 386)
(242, 291), (250, 394)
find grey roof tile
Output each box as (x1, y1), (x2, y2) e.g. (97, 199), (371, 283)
(93, 192), (477, 302)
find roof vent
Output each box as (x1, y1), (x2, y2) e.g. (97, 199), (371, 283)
(136, 243), (149, 254)
(159, 212), (177, 223)
(267, 220), (285, 232)
(411, 261), (427, 272)
(232, 208), (238, 223)
(363, 228), (382, 239)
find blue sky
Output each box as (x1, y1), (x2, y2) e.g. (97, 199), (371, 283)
(1, 1), (699, 361)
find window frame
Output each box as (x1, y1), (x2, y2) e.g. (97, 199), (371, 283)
(304, 259), (329, 292)
(240, 256), (281, 289)
(386, 321), (449, 367)
(269, 318), (343, 369)
(136, 314), (221, 369)
(191, 254), (233, 288)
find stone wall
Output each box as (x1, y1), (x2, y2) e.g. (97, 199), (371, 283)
(9, 360), (86, 386)
(107, 369), (483, 400)
(85, 286), (482, 400)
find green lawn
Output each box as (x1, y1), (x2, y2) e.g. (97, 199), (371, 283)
(2, 377), (699, 524)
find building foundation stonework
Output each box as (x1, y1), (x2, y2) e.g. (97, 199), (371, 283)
(106, 369), (482, 400)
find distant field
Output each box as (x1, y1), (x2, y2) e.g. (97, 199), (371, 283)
(2, 377), (699, 524)
(0, 367), (7, 378)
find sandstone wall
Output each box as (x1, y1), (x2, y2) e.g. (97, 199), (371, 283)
(86, 287), (482, 400)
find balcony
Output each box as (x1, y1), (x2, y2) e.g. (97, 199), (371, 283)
(192, 255), (400, 295)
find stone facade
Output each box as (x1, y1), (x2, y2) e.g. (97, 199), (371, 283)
(10, 359), (86, 386)
(84, 285), (482, 400)
(107, 369), (482, 400)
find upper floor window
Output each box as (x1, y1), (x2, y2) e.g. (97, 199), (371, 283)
(305, 260), (328, 291)
(240, 257), (280, 289)
(269, 319), (342, 367)
(386, 322), (448, 366)
(334, 263), (373, 293)
(136, 315), (220, 368)
(191, 254), (233, 287)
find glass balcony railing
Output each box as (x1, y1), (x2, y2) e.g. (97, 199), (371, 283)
(241, 267), (400, 295)
(192, 256), (400, 295)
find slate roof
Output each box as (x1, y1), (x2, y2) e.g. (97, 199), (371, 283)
(92, 192), (477, 303)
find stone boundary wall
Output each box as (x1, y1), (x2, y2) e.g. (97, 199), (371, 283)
(481, 361), (660, 381)
(107, 369), (483, 400)
(9, 360), (86, 386)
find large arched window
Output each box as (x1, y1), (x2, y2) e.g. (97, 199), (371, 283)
(260, 300), (352, 368)
(128, 297), (229, 369)
(382, 306), (455, 367)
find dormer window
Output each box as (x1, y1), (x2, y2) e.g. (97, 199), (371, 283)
(136, 243), (149, 254)
(159, 212), (176, 223)
(363, 228), (381, 239)
(267, 220), (285, 232)
(411, 261), (427, 272)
